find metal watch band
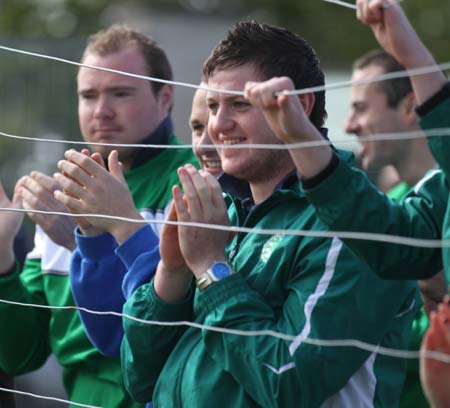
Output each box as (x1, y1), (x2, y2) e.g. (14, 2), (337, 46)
(196, 274), (213, 291)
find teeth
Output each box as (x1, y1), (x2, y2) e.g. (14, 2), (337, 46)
(222, 139), (241, 145)
(205, 161), (221, 168)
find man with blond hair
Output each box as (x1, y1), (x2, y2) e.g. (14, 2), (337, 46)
(0, 24), (195, 407)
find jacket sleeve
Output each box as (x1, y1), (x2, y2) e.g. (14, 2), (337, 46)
(421, 89), (450, 177)
(70, 225), (159, 357)
(303, 157), (446, 280)
(121, 282), (194, 403)
(0, 258), (51, 374)
(196, 238), (418, 407)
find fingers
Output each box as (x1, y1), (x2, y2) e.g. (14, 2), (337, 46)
(166, 200), (178, 222)
(59, 149), (107, 181)
(425, 304), (450, 355)
(57, 158), (93, 188)
(172, 184), (190, 222)
(18, 174), (57, 204)
(91, 152), (105, 168)
(0, 180), (11, 206)
(30, 171), (60, 193)
(356, 0), (385, 24)
(200, 170), (228, 214)
(108, 150), (126, 184)
(53, 189), (84, 213)
(245, 77), (294, 109)
(16, 173), (64, 215)
(53, 172), (87, 200)
(176, 166), (204, 220)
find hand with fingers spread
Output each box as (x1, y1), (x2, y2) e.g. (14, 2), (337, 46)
(172, 164), (230, 278)
(54, 149), (143, 243)
(421, 298), (450, 408)
(244, 78), (333, 179)
(16, 171), (78, 251)
(0, 180), (24, 274)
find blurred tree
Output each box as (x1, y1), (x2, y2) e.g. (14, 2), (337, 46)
(0, 0), (447, 65)
(0, 0), (115, 38)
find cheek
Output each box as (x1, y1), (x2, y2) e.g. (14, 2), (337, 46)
(78, 107), (90, 130)
(192, 137), (202, 159)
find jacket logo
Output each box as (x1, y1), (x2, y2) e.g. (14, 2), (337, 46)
(261, 234), (283, 263)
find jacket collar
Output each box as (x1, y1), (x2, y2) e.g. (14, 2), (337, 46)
(130, 115), (174, 169)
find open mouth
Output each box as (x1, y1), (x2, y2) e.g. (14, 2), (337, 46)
(202, 157), (222, 169)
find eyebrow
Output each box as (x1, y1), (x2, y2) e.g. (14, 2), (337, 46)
(78, 85), (137, 94)
(206, 94), (245, 102)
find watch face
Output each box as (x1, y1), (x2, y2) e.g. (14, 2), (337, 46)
(211, 262), (231, 280)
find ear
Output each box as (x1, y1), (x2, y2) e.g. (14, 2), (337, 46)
(298, 92), (315, 117)
(401, 92), (418, 126)
(157, 84), (174, 114)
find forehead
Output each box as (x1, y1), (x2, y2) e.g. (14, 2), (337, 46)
(190, 89), (208, 118)
(77, 48), (149, 89)
(206, 63), (264, 98)
(350, 65), (386, 99)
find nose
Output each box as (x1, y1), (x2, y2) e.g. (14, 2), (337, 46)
(199, 125), (213, 147)
(209, 105), (234, 137)
(344, 111), (358, 135)
(196, 120), (215, 157)
(93, 95), (114, 119)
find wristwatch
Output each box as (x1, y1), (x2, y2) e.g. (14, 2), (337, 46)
(196, 261), (233, 291)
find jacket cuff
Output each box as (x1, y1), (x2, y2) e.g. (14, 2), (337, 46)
(74, 226), (117, 261)
(116, 225), (159, 269)
(146, 280), (194, 321)
(196, 274), (249, 316)
(301, 153), (340, 190)
(302, 157), (354, 206)
(416, 82), (450, 117)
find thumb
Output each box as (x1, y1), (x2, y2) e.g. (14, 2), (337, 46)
(108, 150), (126, 184)
(166, 201), (178, 222)
(12, 190), (24, 209)
(0, 179), (8, 203)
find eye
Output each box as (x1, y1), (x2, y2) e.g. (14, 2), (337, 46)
(192, 124), (205, 133)
(79, 91), (96, 100)
(353, 103), (366, 113)
(232, 101), (251, 109)
(208, 102), (219, 113)
(114, 90), (132, 98)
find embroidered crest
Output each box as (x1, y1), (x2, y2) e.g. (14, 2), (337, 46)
(260, 234), (283, 263)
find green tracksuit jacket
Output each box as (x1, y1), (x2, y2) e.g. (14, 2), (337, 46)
(303, 87), (450, 284)
(0, 137), (196, 408)
(121, 155), (418, 408)
(420, 87), (450, 283)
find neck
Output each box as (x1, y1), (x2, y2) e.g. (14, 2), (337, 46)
(249, 167), (295, 205)
(395, 135), (436, 185)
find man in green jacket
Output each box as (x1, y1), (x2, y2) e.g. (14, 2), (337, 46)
(346, 47), (442, 408)
(242, 3), (449, 405)
(0, 25), (196, 407)
(121, 20), (418, 407)
(240, 1), (449, 283)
